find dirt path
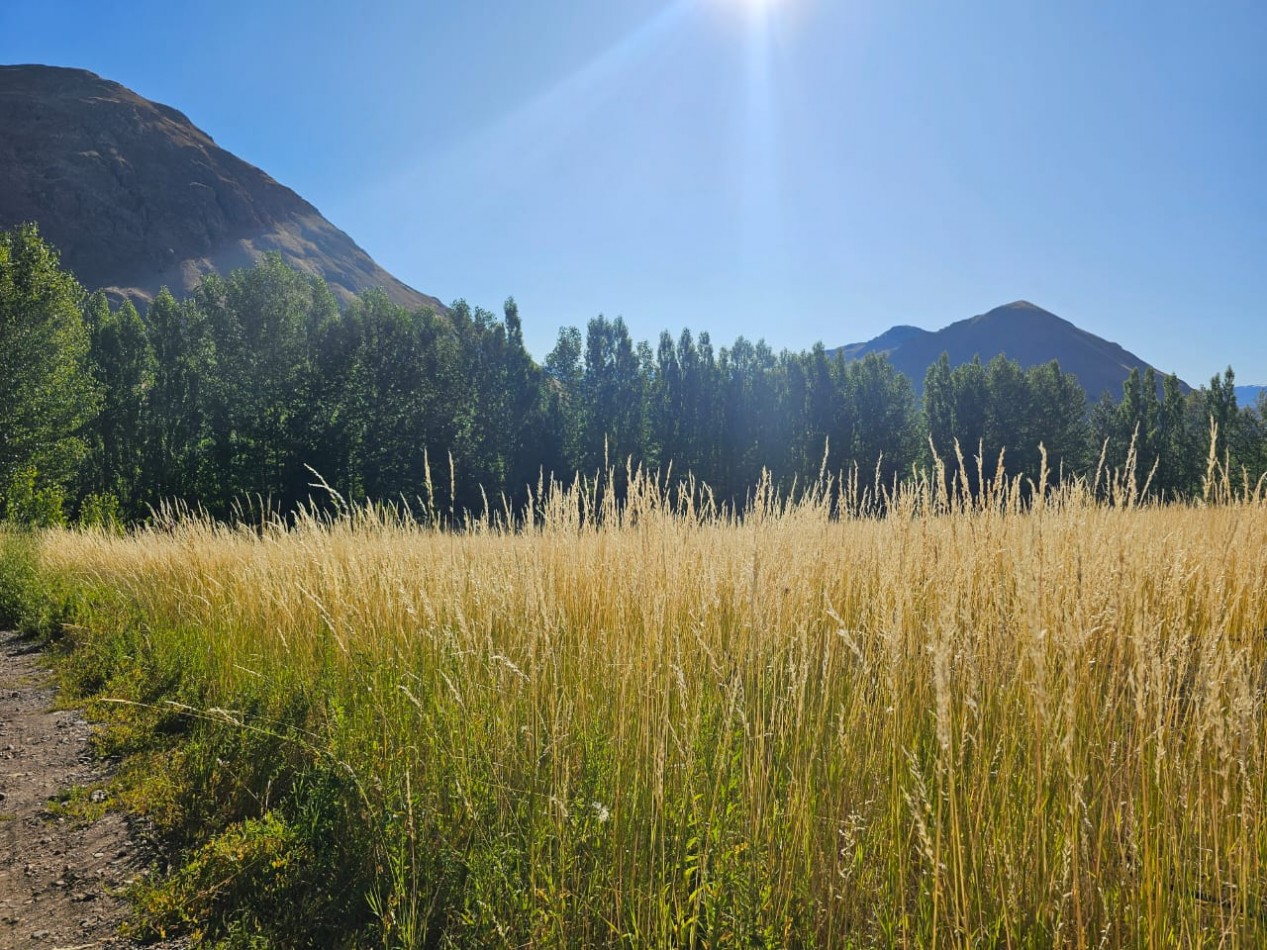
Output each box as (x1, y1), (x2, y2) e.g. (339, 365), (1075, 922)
(0, 631), (180, 948)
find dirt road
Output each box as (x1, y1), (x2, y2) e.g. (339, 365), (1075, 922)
(0, 630), (180, 948)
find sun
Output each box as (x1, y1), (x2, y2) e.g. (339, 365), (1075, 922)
(704, 0), (806, 44)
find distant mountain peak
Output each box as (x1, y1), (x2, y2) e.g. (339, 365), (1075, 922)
(0, 63), (443, 312)
(1236, 384), (1265, 406)
(837, 302), (1187, 399)
(973, 300), (1065, 321)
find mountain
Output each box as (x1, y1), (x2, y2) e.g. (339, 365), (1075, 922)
(1236, 385), (1265, 407)
(0, 64), (442, 312)
(837, 324), (930, 362)
(839, 301), (1188, 399)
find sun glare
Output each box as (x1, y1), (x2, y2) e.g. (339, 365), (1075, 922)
(711, 0), (785, 21)
(737, 0), (781, 14)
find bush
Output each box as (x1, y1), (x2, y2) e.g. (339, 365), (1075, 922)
(76, 491), (124, 533)
(0, 530), (74, 637)
(2, 466), (67, 528)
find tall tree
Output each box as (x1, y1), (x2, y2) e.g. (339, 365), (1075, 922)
(845, 353), (919, 488)
(1024, 360), (1089, 482)
(923, 353), (955, 461)
(581, 316), (647, 474)
(494, 297), (549, 501)
(198, 255), (338, 510)
(544, 326), (586, 479)
(83, 293), (155, 515)
(142, 288), (214, 509)
(0, 225), (99, 523)
(1205, 367), (1240, 461)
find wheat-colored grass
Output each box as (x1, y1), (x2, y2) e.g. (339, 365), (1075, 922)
(40, 465), (1267, 947)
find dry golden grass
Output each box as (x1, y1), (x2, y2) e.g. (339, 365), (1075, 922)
(39, 466), (1267, 947)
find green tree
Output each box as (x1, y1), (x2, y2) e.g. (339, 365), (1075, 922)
(581, 316), (647, 474)
(1113, 367), (1160, 473)
(1024, 360), (1089, 483)
(497, 296), (550, 500)
(946, 357), (990, 489)
(0, 225), (100, 523)
(333, 290), (463, 510)
(984, 355), (1032, 474)
(142, 288), (215, 509)
(198, 257), (339, 510)
(1153, 373), (1196, 496)
(1205, 367), (1240, 462)
(651, 330), (683, 472)
(845, 353), (919, 488)
(682, 330), (722, 484)
(718, 337), (780, 500)
(83, 293), (155, 516)
(922, 353), (955, 460)
(545, 326), (586, 477)
(800, 343), (839, 478)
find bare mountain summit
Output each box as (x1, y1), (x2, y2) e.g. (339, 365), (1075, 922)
(0, 64), (443, 311)
(840, 301), (1189, 399)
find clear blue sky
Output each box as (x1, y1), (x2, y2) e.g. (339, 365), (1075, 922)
(3, 0), (1265, 385)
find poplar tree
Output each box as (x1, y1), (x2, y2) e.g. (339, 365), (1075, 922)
(0, 225), (99, 523)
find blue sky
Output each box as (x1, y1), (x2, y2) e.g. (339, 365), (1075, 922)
(3, 0), (1265, 385)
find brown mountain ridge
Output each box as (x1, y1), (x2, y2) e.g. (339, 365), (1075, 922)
(839, 301), (1191, 399)
(0, 64), (443, 312)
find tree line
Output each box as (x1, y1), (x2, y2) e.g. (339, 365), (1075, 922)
(1, 224), (1264, 526)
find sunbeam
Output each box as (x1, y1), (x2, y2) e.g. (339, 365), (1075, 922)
(369, 1), (696, 211)
(735, 0), (786, 273)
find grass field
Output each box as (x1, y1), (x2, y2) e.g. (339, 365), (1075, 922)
(16, 462), (1267, 947)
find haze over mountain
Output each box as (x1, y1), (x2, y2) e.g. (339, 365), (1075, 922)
(0, 64), (443, 312)
(839, 301), (1189, 400)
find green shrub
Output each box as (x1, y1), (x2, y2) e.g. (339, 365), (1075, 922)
(76, 491), (124, 533)
(0, 530), (73, 636)
(2, 466), (67, 528)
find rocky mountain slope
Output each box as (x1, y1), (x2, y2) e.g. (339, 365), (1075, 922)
(840, 301), (1187, 398)
(0, 64), (442, 312)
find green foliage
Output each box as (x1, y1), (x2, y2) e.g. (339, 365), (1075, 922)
(83, 293), (155, 516)
(0, 531), (39, 629)
(45, 781), (112, 825)
(140, 288), (215, 507)
(75, 491), (124, 533)
(0, 225), (100, 523)
(3, 229), (1264, 522)
(845, 351), (920, 486)
(57, 606), (377, 948)
(0, 530), (74, 637)
(2, 465), (67, 527)
(129, 811), (341, 947)
(921, 354), (1089, 495)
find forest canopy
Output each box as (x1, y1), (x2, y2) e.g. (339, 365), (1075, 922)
(1, 224), (1264, 526)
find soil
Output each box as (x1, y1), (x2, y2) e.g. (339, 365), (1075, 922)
(0, 630), (183, 949)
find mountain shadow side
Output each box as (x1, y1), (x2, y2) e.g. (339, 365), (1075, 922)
(0, 64), (443, 312)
